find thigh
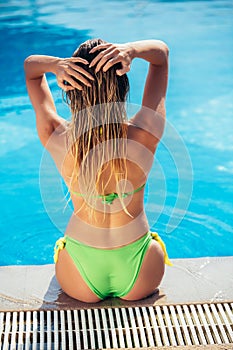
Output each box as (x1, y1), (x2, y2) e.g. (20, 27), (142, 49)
(55, 248), (101, 303)
(121, 239), (165, 301)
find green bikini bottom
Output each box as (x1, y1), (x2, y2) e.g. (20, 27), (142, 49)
(54, 232), (172, 300)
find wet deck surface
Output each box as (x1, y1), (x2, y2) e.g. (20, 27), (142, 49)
(0, 256), (233, 311)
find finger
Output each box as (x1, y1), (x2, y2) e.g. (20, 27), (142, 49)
(63, 85), (75, 92)
(89, 46), (114, 68)
(89, 43), (111, 54)
(67, 57), (89, 65)
(116, 65), (130, 76)
(63, 73), (83, 90)
(66, 67), (92, 87)
(58, 81), (75, 92)
(69, 62), (94, 81)
(102, 56), (123, 72)
(95, 51), (118, 72)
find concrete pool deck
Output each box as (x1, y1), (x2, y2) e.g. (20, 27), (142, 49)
(0, 256), (232, 311)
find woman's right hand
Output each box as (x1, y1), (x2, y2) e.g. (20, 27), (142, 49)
(89, 43), (134, 76)
(55, 57), (95, 92)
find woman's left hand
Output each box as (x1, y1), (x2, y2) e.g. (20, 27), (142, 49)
(55, 57), (94, 92)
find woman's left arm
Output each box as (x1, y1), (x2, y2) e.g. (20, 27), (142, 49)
(24, 55), (93, 147)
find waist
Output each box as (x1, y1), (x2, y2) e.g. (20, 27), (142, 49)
(65, 211), (150, 249)
(65, 231), (152, 251)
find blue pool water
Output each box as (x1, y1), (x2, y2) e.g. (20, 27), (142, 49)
(0, 0), (232, 265)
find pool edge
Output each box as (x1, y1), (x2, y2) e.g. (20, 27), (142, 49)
(0, 256), (232, 311)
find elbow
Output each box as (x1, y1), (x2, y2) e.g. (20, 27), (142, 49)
(151, 40), (169, 66)
(159, 40), (169, 61)
(161, 43), (169, 67)
(24, 56), (30, 72)
(164, 44), (169, 59)
(24, 55), (34, 72)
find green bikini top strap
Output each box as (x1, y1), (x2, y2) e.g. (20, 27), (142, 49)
(122, 183), (146, 196)
(70, 183), (146, 205)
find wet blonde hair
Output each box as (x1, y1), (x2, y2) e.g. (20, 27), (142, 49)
(64, 39), (129, 214)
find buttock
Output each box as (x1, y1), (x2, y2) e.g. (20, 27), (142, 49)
(54, 232), (172, 299)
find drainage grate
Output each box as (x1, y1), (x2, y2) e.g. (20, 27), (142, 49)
(0, 303), (232, 349)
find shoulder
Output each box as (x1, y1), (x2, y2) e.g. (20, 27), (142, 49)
(127, 109), (165, 153)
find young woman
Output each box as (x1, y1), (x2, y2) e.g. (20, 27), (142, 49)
(24, 38), (171, 303)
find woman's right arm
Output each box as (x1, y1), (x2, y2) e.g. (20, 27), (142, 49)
(130, 40), (169, 113)
(129, 40), (169, 148)
(90, 40), (169, 110)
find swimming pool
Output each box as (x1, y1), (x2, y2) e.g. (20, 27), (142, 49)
(0, 0), (232, 265)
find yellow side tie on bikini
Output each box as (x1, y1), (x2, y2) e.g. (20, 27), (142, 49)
(54, 237), (66, 263)
(151, 232), (173, 266)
